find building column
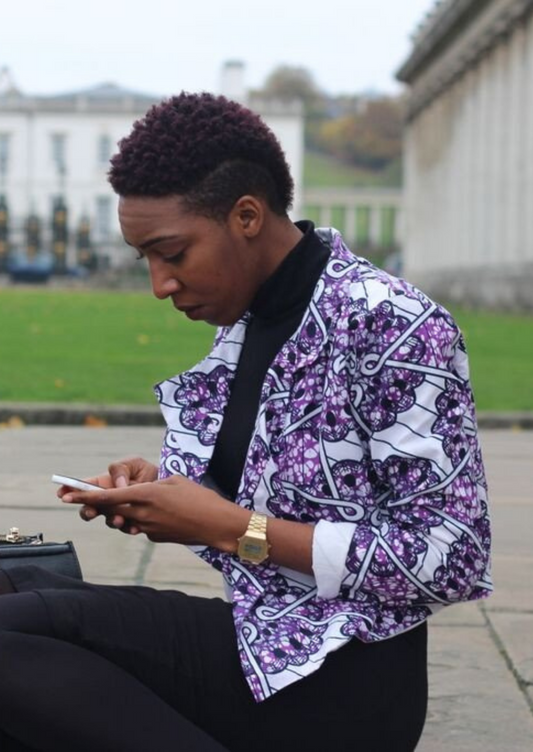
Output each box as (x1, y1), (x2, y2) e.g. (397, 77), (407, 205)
(318, 205), (332, 228)
(524, 14), (533, 266)
(369, 206), (381, 247)
(494, 40), (509, 268)
(476, 44), (493, 269)
(344, 204), (357, 247)
(506, 22), (525, 266)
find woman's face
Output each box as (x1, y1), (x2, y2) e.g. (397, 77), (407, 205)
(118, 195), (269, 326)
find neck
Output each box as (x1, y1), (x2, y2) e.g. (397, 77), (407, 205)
(253, 215), (304, 284)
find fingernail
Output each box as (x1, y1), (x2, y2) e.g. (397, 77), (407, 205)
(63, 494), (73, 503)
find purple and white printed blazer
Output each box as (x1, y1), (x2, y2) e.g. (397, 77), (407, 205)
(156, 227), (493, 702)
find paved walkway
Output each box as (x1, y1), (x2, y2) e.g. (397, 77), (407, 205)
(1, 426), (532, 750)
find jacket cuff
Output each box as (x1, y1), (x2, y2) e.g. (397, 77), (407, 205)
(312, 520), (354, 599)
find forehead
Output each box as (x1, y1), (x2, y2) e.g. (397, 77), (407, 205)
(118, 195), (203, 244)
(119, 195), (185, 225)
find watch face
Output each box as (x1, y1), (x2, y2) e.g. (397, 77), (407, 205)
(238, 536), (269, 564)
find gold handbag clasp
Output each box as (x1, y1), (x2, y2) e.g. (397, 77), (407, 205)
(0, 528), (43, 545)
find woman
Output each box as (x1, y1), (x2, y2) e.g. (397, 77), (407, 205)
(0, 93), (492, 751)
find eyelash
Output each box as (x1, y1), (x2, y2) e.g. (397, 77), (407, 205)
(165, 252), (184, 264)
(134, 251), (184, 263)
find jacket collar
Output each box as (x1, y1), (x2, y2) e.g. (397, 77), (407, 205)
(156, 228), (359, 469)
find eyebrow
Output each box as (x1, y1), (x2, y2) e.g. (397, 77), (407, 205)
(125, 234), (185, 251)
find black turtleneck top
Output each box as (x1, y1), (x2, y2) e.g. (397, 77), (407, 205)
(207, 221), (330, 499)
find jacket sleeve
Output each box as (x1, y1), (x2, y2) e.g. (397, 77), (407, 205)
(312, 298), (492, 608)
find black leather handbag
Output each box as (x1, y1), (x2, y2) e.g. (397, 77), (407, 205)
(0, 527), (83, 580)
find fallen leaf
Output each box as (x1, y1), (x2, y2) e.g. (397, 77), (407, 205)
(0, 416), (25, 429)
(84, 415), (108, 427)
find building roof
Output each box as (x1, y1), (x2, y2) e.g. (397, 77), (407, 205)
(397, 0), (481, 82)
(397, 0), (533, 117)
(0, 76), (160, 113)
(0, 66), (305, 119)
(49, 82), (159, 102)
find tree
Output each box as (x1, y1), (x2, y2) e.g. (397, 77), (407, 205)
(258, 65), (330, 151)
(261, 65), (322, 106)
(317, 97), (404, 170)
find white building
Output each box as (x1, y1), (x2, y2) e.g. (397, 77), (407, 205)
(0, 63), (303, 269)
(397, 0), (533, 310)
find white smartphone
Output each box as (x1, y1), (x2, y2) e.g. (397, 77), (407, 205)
(51, 474), (102, 492)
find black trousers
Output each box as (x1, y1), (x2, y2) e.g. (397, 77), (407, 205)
(0, 566), (428, 751)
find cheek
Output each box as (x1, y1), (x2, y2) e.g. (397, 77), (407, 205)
(212, 264), (244, 293)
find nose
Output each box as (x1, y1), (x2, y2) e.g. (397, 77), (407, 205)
(148, 257), (181, 300)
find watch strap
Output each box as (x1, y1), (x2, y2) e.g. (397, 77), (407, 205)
(246, 512), (268, 536)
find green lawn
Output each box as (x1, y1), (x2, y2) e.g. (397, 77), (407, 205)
(447, 306), (533, 412)
(0, 289), (214, 404)
(0, 289), (531, 410)
(304, 152), (402, 189)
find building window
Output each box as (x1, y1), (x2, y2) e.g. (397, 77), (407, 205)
(51, 133), (67, 175)
(97, 134), (112, 166)
(0, 133), (10, 177)
(95, 195), (112, 239)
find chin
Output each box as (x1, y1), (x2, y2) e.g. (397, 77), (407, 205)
(208, 308), (245, 327)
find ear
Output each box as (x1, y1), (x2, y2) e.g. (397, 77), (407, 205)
(229, 195), (265, 238)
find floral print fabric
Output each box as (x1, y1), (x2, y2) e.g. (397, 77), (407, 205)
(156, 228), (492, 702)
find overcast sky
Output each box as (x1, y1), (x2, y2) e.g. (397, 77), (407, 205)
(2, 0), (436, 98)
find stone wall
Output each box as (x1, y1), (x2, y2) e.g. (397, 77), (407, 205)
(398, 0), (533, 310)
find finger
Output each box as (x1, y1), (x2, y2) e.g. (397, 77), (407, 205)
(105, 516), (141, 536)
(61, 484), (149, 506)
(111, 457), (159, 485)
(105, 514), (127, 529)
(79, 505), (101, 522)
(90, 504), (146, 533)
(122, 523), (141, 535)
(108, 461), (132, 488)
(57, 475), (114, 499)
(108, 457), (151, 487)
(146, 533), (169, 542)
(85, 475), (115, 489)
(57, 483), (94, 499)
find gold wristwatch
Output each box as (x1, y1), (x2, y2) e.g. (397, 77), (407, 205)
(237, 512), (270, 565)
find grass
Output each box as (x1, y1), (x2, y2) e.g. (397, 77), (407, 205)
(0, 288), (214, 404)
(0, 289), (531, 411)
(303, 152), (402, 189)
(447, 306), (533, 412)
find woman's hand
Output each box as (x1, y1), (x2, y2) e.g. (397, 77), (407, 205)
(56, 457), (158, 533)
(61, 474), (250, 549)
(62, 474), (315, 572)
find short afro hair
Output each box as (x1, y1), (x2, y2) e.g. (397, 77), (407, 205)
(108, 92), (294, 220)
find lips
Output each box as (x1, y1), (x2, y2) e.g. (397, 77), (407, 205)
(175, 303), (204, 320)
(173, 302), (198, 313)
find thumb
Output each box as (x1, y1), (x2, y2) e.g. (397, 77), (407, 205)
(108, 460), (133, 488)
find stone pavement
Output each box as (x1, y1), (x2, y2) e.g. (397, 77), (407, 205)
(0, 426), (532, 750)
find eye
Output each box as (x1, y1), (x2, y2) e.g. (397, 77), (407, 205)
(164, 249), (186, 264)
